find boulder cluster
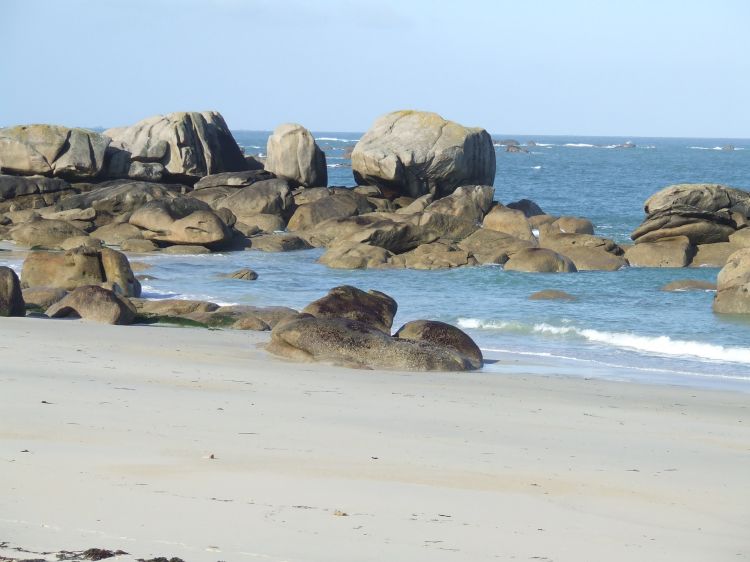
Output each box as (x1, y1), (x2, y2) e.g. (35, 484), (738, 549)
(2, 108), (750, 316)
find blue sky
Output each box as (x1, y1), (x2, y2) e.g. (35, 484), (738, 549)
(2, 0), (749, 137)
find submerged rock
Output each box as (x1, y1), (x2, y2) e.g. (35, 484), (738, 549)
(528, 289), (577, 301)
(352, 110), (495, 198)
(661, 280), (716, 292)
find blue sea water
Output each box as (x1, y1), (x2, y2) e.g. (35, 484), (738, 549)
(4, 133), (750, 390)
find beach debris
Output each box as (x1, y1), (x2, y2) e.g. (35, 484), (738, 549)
(333, 509), (348, 517)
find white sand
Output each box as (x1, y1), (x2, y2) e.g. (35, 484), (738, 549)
(0, 317), (748, 562)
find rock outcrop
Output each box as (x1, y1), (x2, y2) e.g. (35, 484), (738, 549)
(352, 110), (495, 198)
(265, 123), (327, 187)
(302, 285), (397, 333)
(0, 125), (109, 179)
(105, 111), (247, 182)
(0, 174), (74, 212)
(632, 184), (750, 245)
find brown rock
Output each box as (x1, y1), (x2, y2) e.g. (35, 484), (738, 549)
(394, 320), (483, 369)
(661, 280), (716, 292)
(0, 266), (25, 316)
(46, 285), (136, 324)
(504, 248), (577, 273)
(713, 249), (750, 313)
(529, 290), (577, 301)
(482, 205), (535, 241)
(318, 242), (393, 269)
(624, 236), (694, 267)
(248, 233), (312, 252)
(22, 286), (68, 309)
(302, 285), (397, 333)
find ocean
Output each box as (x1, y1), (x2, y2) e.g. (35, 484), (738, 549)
(4, 132), (750, 390)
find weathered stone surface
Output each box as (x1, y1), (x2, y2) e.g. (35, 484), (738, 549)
(305, 213), (437, 253)
(22, 286), (67, 309)
(482, 205), (535, 242)
(713, 249), (750, 313)
(130, 198), (230, 246)
(395, 194), (431, 214)
(91, 222), (144, 245)
(58, 180), (183, 216)
(120, 238), (158, 252)
(221, 268), (258, 280)
(265, 123), (327, 187)
(248, 233), (312, 252)
(287, 189), (372, 231)
(417, 211), (480, 242)
(394, 320), (482, 369)
(423, 185), (495, 223)
(352, 110), (495, 198)
(529, 289), (577, 301)
(504, 248), (577, 273)
(302, 285), (397, 333)
(389, 241), (477, 270)
(318, 242), (393, 269)
(457, 229), (534, 264)
(632, 184), (749, 244)
(540, 232), (627, 271)
(21, 247), (140, 296)
(46, 285), (136, 324)
(216, 179), (295, 221)
(60, 235), (102, 251)
(10, 217), (87, 248)
(551, 216), (595, 235)
(234, 214), (286, 234)
(0, 125), (109, 179)
(0, 174), (74, 211)
(661, 280), (716, 292)
(624, 236), (694, 267)
(39, 207), (96, 222)
(690, 242), (742, 268)
(193, 169), (274, 190)
(132, 298), (219, 316)
(105, 111), (247, 180)
(0, 266), (25, 316)
(219, 305), (298, 328)
(267, 315), (475, 371)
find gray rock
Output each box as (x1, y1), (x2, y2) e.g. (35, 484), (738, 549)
(105, 111), (247, 180)
(0, 175), (73, 212)
(423, 185), (495, 224)
(129, 198), (230, 246)
(265, 123), (327, 187)
(0, 125), (109, 179)
(222, 268), (258, 280)
(624, 236), (694, 267)
(507, 199), (544, 217)
(248, 233), (311, 252)
(394, 319), (483, 369)
(22, 286), (67, 309)
(10, 217), (88, 248)
(57, 180), (184, 216)
(193, 169), (275, 190)
(287, 189), (372, 231)
(504, 248), (577, 273)
(352, 110), (495, 198)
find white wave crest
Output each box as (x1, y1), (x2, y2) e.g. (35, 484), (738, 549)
(457, 318), (750, 364)
(532, 165), (542, 169)
(564, 143), (596, 148)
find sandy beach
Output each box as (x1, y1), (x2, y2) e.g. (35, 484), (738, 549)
(0, 317), (747, 562)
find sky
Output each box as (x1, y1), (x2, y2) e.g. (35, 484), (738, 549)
(2, 0), (749, 137)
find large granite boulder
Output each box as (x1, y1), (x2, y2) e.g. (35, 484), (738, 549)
(302, 285), (397, 333)
(394, 320), (483, 370)
(483, 205), (536, 241)
(248, 233), (311, 252)
(215, 179), (295, 221)
(540, 232), (627, 271)
(265, 123), (327, 187)
(46, 285), (136, 324)
(631, 184), (750, 244)
(267, 315), (477, 371)
(129, 198), (230, 246)
(21, 247), (141, 297)
(22, 287), (68, 309)
(624, 236), (694, 267)
(422, 185), (495, 223)
(0, 266), (25, 317)
(318, 242), (393, 269)
(389, 240), (477, 270)
(351, 110), (495, 198)
(457, 229), (534, 264)
(287, 189), (373, 231)
(713, 249), (750, 314)
(504, 248), (577, 273)
(0, 125), (109, 179)
(10, 217), (88, 248)
(105, 111), (247, 181)
(0, 175), (74, 212)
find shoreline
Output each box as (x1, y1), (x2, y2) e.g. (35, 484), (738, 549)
(1, 317), (748, 561)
